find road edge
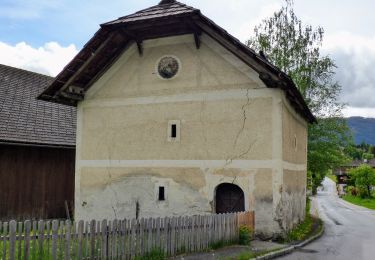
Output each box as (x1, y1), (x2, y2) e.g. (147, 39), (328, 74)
(251, 221), (325, 260)
(338, 197), (375, 212)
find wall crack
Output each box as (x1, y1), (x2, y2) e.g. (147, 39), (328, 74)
(233, 88), (252, 149)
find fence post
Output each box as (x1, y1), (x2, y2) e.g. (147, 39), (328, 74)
(130, 219), (136, 259)
(77, 220), (84, 259)
(51, 220), (59, 260)
(38, 220), (45, 259)
(90, 220), (96, 259)
(9, 220), (16, 260)
(16, 222), (21, 260)
(65, 220), (71, 260)
(24, 220), (31, 260)
(100, 219), (107, 259)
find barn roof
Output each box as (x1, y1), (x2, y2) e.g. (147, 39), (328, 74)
(344, 159), (375, 168)
(0, 64), (76, 147)
(39, 0), (316, 123)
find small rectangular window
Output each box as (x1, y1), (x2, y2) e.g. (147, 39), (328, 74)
(158, 186), (165, 201)
(171, 124), (177, 138)
(167, 120), (180, 142)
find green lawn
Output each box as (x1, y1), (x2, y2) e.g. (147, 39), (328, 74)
(342, 194), (375, 210)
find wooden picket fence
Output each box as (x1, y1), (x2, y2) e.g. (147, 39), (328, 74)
(0, 211), (254, 259)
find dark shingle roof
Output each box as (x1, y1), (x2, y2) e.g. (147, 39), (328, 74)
(102, 1), (198, 26)
(0, 64), (76, 147)
(39, 0), (316, 123)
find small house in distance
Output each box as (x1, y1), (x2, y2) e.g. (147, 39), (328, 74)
(334, 159), (375, 195)
(0, 64), (76, 220)
(40, 0), (315, 237)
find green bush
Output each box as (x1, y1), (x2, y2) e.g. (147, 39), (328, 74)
(349, 164), (375, 198)
(358, 186), (370, 198)
(239, 226), (252, 245)
(347, 186), (358, 196)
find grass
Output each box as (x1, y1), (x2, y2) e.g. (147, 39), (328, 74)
(278, 198), (323, 244)
(285, 215), (314, 242)
(342, 194), (375, 210)
(235, 251), (256, 260)
(236, 248), (281, 260)
(0, 239), (91, 260)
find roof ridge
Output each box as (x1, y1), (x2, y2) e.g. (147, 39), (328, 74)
(0, 64), (53, 80)
(159, 0), (177, 5)
(105, 0), (195, 24)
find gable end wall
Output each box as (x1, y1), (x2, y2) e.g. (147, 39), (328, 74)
(74, 34), (308, 238)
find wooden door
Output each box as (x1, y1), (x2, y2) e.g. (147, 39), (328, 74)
(215, 183), (245, 213)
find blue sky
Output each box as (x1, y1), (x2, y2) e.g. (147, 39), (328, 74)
(0, 0), (152, 47)
(1, 0), (375, 117)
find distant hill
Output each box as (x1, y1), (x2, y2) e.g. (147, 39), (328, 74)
(347, 117), (375, 145)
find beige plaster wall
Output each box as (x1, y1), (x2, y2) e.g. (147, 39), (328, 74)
(280, 170), (307, 230)
(253, 169), (276, 235)
(80, 98), (272, 161)
(86, 34), (263, 100)
(279, 102), (308, 232)
(282, 102), (308, 164)
(75, 166), (268, 221)
(74, 33), (308, 237)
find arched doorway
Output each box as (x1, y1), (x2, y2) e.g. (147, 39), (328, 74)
(215, 183), (245, 213)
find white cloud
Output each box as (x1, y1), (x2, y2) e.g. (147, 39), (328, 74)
(234, 3), (282, 42)
(343, 107), (375, 118)
(324, 32), (375, 52)
(184, 0), (282, 42)
(322, 32), (375, 111)
(0, 41), (78, 76)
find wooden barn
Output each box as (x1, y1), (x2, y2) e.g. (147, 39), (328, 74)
(0, 64), (76, 220)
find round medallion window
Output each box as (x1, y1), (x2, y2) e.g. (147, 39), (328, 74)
(157, 56), (180, 79)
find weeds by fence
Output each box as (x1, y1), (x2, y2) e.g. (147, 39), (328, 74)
(0, 211), (254, 259)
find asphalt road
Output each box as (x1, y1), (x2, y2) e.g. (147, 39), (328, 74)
(278, 178), (375, 260)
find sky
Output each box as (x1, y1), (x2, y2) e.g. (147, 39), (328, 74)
(0, 0), (374, 118)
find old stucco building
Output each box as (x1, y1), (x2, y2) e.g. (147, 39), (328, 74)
(40, 0), (315, 237)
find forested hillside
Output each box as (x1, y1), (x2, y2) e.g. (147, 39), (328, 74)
(347, 117), (375, 145)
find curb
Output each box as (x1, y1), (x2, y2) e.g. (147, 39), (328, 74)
(251, 222), (324, 260)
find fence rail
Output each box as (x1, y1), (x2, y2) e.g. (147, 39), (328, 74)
(0, 211), (254, 259)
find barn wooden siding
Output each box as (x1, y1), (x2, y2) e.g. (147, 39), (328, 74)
(0, 144), (75, 220)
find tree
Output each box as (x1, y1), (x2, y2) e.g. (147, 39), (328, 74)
(345, 144), (363, 160)
(349, 164), (375, 198)
(362, 153), (375, 161)
(346, 143), (375, 161)
(247, 0), (352, 193)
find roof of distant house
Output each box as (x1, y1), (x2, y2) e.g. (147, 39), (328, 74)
(342, 158), (375, 168)
(39, 0), (316, 123)
(0, 64), (76, 147)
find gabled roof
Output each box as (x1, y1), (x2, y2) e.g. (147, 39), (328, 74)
(0, 64), (76, 147)
(39, 0), (316, 123)
(103, 0), (198, 25)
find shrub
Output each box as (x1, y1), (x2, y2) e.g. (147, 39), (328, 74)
(239, 226), (252, 245)
(347, 186), (358, 196)
(349, 164), (375, 198)
(358, 186), (370, 198)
